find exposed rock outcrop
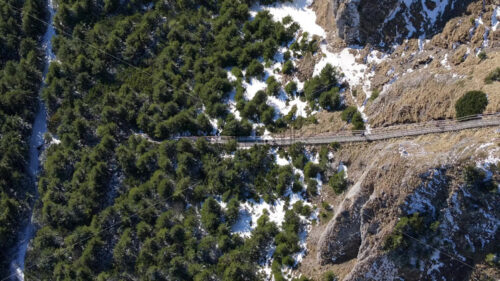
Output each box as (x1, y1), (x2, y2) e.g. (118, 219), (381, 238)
(300, 129), (500, 280)
(313, 0), (479, 46)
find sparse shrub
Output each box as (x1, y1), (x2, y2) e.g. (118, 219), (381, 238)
(455, 91), (488, 118)
(485, 253), (499, 267)
(282, 60), (294, 75)
(304, 162), (321, 178)
(478, 51), (487, 60)
(293, 277), (312, 281)
(430, 221), (440, 232)
(322, 201), (332, 211)
(383, 213), (425, 251)
(323, 271), (337, 281)
(330, 142), (340, 151)
(285, 81), (297, 96)
(370, 89), (380, 101)
(266, 76), (280, 96)
(246, 59), (264, 79)
(464, 165), (496, 192)
(341, 106), (358, 122)
(351, 111), (365, 130)
(329, 171), (347, 194)
(485, 67), (500, 84)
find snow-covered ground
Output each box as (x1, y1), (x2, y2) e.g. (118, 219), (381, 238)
(249, 0), (391, 135)
(440, 54), (451, 70)
(230, 147), (323, 277)
(251, 0), (325, 37)
(314, 45), (367, 86)
(313, 41), (388, 134)
(476, 145), (500, 190)
(493, 6), (500, 32)
(9, 0), (56, 280)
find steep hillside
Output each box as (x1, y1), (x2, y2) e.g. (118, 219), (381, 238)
(313, 0), (477, 45)
(0, 0), (497, 280)
(284, 0), (500, 137)
(299, 127), (499, 280)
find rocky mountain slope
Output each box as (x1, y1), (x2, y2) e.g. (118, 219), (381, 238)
(2, 0), (497, 280)
(289, 0), (500, 280)
(287, 0), (500, 138)
(313, 0), (482, 46)
(300, 128), (499, 280)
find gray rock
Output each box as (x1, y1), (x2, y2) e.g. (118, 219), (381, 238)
(328, 0), (475, 45)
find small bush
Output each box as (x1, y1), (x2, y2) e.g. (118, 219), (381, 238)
(485, 67), (500, 84)
(246, 59), (264, 78)
(383, 213), (424, 251)
(369, 89), (380, 101)
(306, 178), (318, 197)
(351, 111), (365, 130)
(285, 81), (297, 96)
(292, 181), (303, 193)
(323, 271), (337, 281)
(304, 162), (321, 178)
(282, 60), (294, 75)
(318, 88), (341, 111)
(464, 165), (496, 192)
(485, 253), (499, 267)
(330, 142), (340, 151)
(283, 50), (291, 61)
(282, 15), (293, 25)
(329, 171), (347, 194)
(231, 67), (243, 79)
(289, 143), (307, 169)
(341, 106), (358, 122)
(266, 76), (281, 96)
(455, 90), (488, 118)
(478, 51), (487, 60)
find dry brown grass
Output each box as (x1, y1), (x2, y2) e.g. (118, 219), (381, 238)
(295, 127), (499, 280)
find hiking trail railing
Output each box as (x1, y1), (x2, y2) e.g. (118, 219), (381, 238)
(156, 113), (500, 147)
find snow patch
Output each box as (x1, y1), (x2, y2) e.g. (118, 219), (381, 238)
(399, 144), (409, 157)
(493, 6), (500, 32)
(314, 44), (367, 87)
(427, 250), (444, 275)
(243, 77), (268, 100)
(267, 94), (311, 119)
(404, 169), (446, 217)
(252, 0), (325, 37)
(338, 162), (348, 178)
(10, 0), (55, 279)
(440, 54), (451, 70)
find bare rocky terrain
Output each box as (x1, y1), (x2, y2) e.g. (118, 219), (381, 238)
(291, 0), (500, 280)
(289, 0), (500, 137)
(299, 127), (499, 280)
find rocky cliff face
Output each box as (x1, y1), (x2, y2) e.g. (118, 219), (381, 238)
(291, 1), (500, 280)
(299, 129), (500, 281)
(313, 0), (477, 45)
